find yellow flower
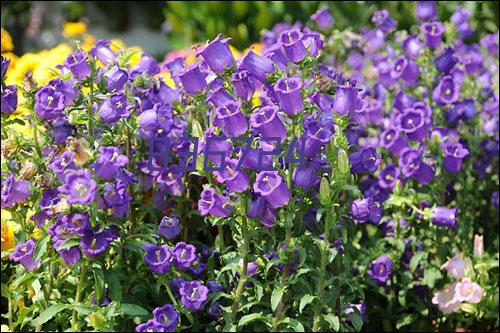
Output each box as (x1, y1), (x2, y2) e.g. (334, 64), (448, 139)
(127, 46), (144, 67)
(1, 28), (14, 52)
(1, 324), (11, 332)
(81, 33), (96, 52)
(62, 21), (87, 38)
(1, 210), (19, 253)
(156, 70), (176, 89)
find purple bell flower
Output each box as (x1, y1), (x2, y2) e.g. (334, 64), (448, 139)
(274, 76), (303, 115)
(378, 165), (401, 189)
(158, 216), (181, 240)
(1, 84), (17, 114)
(80, 228), (115, 257)
(391, 56), (419, 87)
(1, 173), (31, 208)
(442, 141), (469, 173)
(62, 212), (91, 236)
(178, 64), (206, 94)
(399, 148), (435, 185)
(310, 7), (334, 30)
(372, 10), (396, 33)
(253, 171), (291, 208)
(480, 33), (499, 55)
(152, 304), (179, 332)
(158, 165), (185, 196)
(10, 239), (41, 271)
(206, 87), (235, 108)
(433, 75), (460, 105)
(491, 192), (499, 208)
(196, 33), (235, 73)
(179, 280), (209, 311)
(421, 21), (445, 48)
(293, 163), (320, 189)
(278, 29), (306, 63)
(215, 101), (248, 136)
(435, 47), (458, 73)
(350, 197), (382, 224)
(416, 1), (438, 21)
(65, 50), (90, 80)
(250, 105), (287, 141)
(136, 320), (166, 332)
(143, 243), (171, 275)
(34, 85), (66, 121)
(54, 239), (81, 266)
(92, 146), (128, 180)
(303, 120), (333, 158)
(52, 120), (73, 145)
(214, 159), (250, 193)
(431, 206), (458, 229)
(231, 70), (256, 101)
(164, 56), (185, 85)
(171, 242), (196, 270)
(131, 53), (160, 77)
(349, 147), (381, 173)
(402, 34), (423, 59)
(104, 65), (128, 91)
(98, 92), (130, 123)
(368, 255), (393, 285)
(58, 170), (97, 205)
(397, 107), (430, 141)
(247, 195), (277, 227)
(239, 49), (275, 82)
(90, 40), (116, 66)
(333, 84), (359, 116)
(198, 187), (233, 217)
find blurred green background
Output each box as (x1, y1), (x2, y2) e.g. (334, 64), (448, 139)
(1, 1), (498, 56)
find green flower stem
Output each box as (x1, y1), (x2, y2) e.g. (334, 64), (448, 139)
(87, 81), (94, 137)
(230, 195), (250, 324)
(312, 207), (335, 332)
(32, 121), (43, 161)
(125, 121), (136, 236)
(71, 262), (88, 332)
(7, 293), (13, 331)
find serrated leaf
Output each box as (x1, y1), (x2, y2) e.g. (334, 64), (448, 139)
(74, 303), (98, 315)
(31, 304), (69, 326)
(409, 252), (427, 273)
(56, 239), (81, 251)
(271, 286), (284, 312)
(324, 314), (340, 331)
(120, 303), (149, 316)
(238, 312), (265, 327)
(282, 317), (305, 332)
(299, 294), (316, 314)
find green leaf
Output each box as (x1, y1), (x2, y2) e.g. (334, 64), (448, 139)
(93, 269), (105, 305)
(106, 273), (122, 302)
(1, 283), (9, 298)
(282, 317), (305, 332)
(31, 304), (69, 326)
(74, 303), (98, 315)
(33, 234), (50, 263)
(271, 286), (284, 312)
(299, 294), (316, 314)
(423, 267), (443, 288)
(238, 312), (265, 327)
(120, 303), (149, 317)
(396, 314), (416, 329)
(324, 314), (340, 331)
(349, 312), (363, 331)
(410, 252), (427, 273)
(56, 238), (81, 251)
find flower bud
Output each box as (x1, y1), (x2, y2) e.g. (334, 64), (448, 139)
(191, 119), (204, 138)
(41, 171), (56, 187)
(473, 235), (484, 257)
(20, 161), (37, 180)
(1, 139), (16, 157)
(319, 177), (331, 206)
(337, 148), (350, 175)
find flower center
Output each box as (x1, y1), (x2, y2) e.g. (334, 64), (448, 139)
(47, 95), (54, 106)
(21, 246), (28, 253)
(191, 287), (199, 298)
(75, 182), (89, 198)
(115, 101), (123, 108)
(90, 238), (97, 249)
(156, 250), (162, 262)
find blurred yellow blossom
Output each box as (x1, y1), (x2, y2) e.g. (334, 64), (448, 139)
(1, 28), (14, 52)
(1, 210), (19, 253)
(62, 21), (87, 38)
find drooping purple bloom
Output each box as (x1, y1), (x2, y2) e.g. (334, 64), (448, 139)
(215, 101), (248, 136)
(198, 187), (233, 217)
(421, 21), (445, 48)
(152, 304), (179, 332)
(90, 40), (116, 66)
(293, 163), (320, 190)
(1, 56), (10, 81)
(480, 33), (499, 55)
(178, 64), (206, 94)
(442, 141), (469, 173)
(254, 171), (291, 208)
(214, 158), (249, 193)
(378, 165), (400, 189)
(333, 84), (359, 116)
(1, 173), (31, 208)
(1, 84), (18, 114)
(435, 47), (458, 73)
(206, 87), (235, 108)
(65, 50), (91, 80)
(492, 192), (499, 208)
(431, 206), (458, 229)
(350, 197), (382, 224)
(231, 70), (256, 101)
(196, 33), (235, 73)
(367, 255), (393, 285)
(274, 76), (303, 115)
(98, 92), (130, 123)
(143, 243), (171, 275)
(103, 65), (128, 91)
(247, 195), (277, 227)
(58, 170), (96, 205)
(157, 165), (185, 196)
(372, 10), (396, 33)
(10, 239), (41, 271)
(310, 7), (334, 30)
(239, 49), (275, 82)
(157, 216), (181, 240)
(179, 280), (209, 311)
(349, 147), (381, 174)
(62, 212), (91, 236)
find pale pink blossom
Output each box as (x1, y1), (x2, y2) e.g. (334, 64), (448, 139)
(432, 283), (461, 314)
(455, 278), (484, 304)
(441, 253), (465, 279)
(473, 235), (484, 257)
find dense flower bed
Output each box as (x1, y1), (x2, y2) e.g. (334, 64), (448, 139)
(1, 2), (499, 332)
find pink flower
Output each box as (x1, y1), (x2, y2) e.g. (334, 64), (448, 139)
(440, 253), (465, 279)
(473, 235), (484, 257)
(432, 283), (460, 314)
(455, 278), (484, 304)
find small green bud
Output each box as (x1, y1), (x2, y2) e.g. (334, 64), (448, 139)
(319, 177), (331, 206)
(337, 148), (350, 175)
(191, 119), (204, 138)
(460, 303), (476, 314)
